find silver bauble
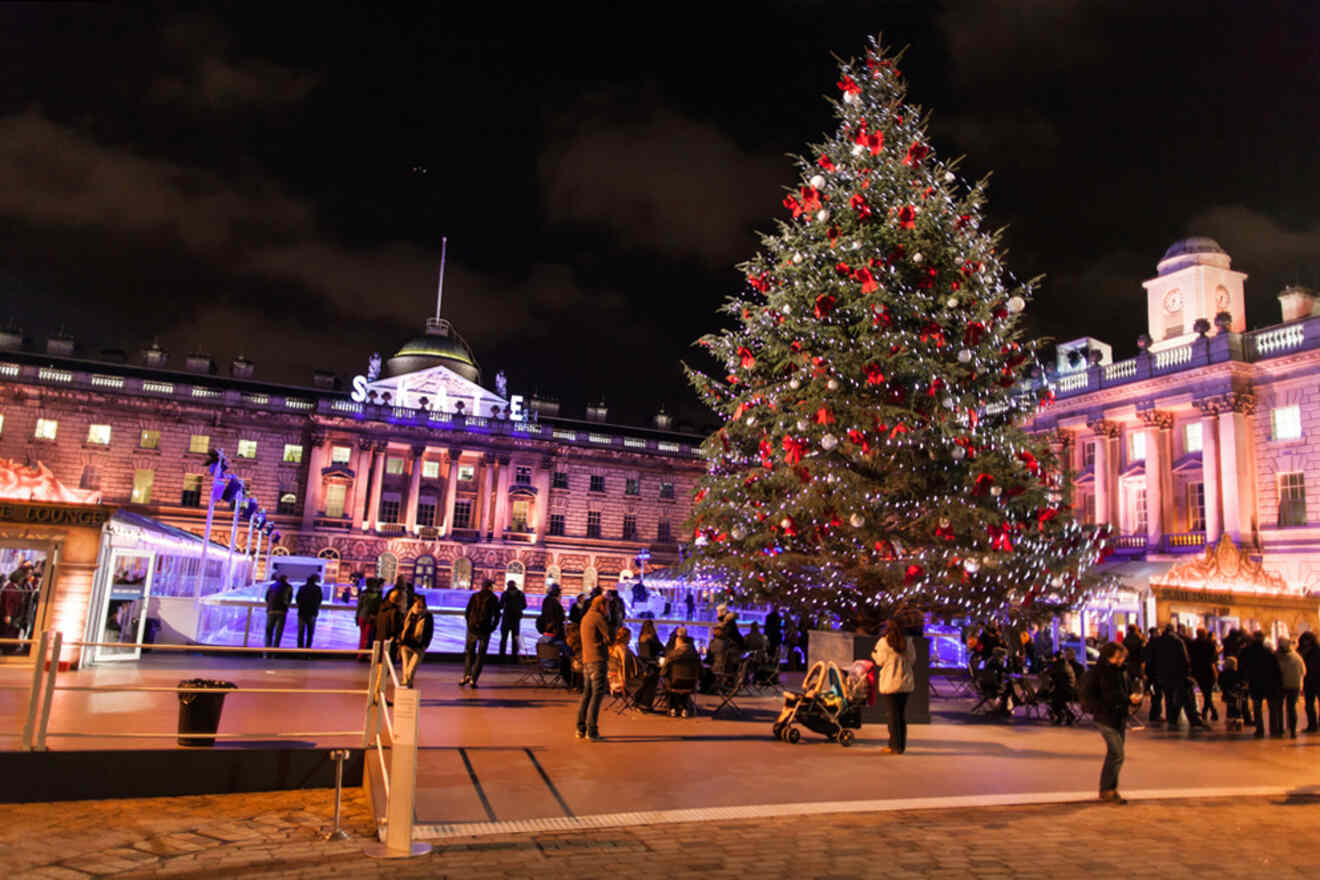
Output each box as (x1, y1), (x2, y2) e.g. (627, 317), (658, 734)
(952, 446), (966, 460)
(946, 296), (959, 309)
(821, 433), (838, 450)
(816, 209), (829, 222)
(827, 378), (839, 391)
(809, 174), (826, 189)
(788, 378), (801, 390)
(989, 485), (1003, 497)
(963, 558), (980, 574)
(957, 348), (972, 364)
(731, 525), (747, 541)
(912, 252), (923, 264)
(796, 418), (809, 431)
(849, 513), (865, 528)
(1006, 295), (1026, 314)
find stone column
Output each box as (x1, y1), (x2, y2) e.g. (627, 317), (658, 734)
(1089, 420), (1120, 527)
(1197, 403), (1222, 543)
(301, 433), (328, 532)
(1050, 429), (1075, 511)
(1140, 410), (1172, 547)
(492, 456), (512, 539)
(366, 441), (388, 532)
(533, 455), (553, 543)
(404, 444), (426, 533)
(441, 448), (462, 535)
(350, 437), (371, 531)
(1215, 393), (1257, 545)
(478, 453), (496, 537)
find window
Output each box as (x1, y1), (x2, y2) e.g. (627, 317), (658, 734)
(659, 481), (675, 499)
(86, 424), (111, 445)
(324, 483), (347, 518)
(130, 469), (154, 504)
(552, 471), (569, 490)
(658, 519), (672, 542)
(510, 498), (531, 532)
(1133, 488), (1148, 535)
(379, 494), (401, 524)
(237, 439), (258, 459)
(458, 464), (475, 482)
(422, 460), (440, 479)
(79, 465), (100, 490)
(417, 498), (436, 527)
(1272, 405), (1302, 442)
(515, 465), (532, 485)
(0, 414), (4, 435)
(622, 514), (638, 540)
(181, 474), (203, 507)
(189, 434), (210, 454)
(277, 492), (297, 514)
(1129, 431), (1146, 462)
(586, 511), (602, 538)
(1279, 472), (1307, 527)
(625, 478), (640, 496)
(385, 456), (404, 475)
(1188, 482), (1206, 531)
(331, 444), (352, 464)
(452, 557), (473, 590)
(413, 554), (436, 589)
(34, 418), (57, 440)
(139, 429), (160, 449)
(1184, 422), (1203, 454)
(452, 499), (473, 530)
(1079, 493), (1095, 526)
(589, 475), (606, 493)
(549, 513), (566, 536)
(1082, 440), (1096, 467)
(283, 443), (304, 464)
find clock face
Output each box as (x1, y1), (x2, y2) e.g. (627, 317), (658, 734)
(1163, 289), (1183, 313)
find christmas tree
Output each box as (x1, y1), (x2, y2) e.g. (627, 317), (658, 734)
(684, 37), (1112, 624)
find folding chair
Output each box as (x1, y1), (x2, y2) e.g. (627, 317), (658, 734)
(518, 639), (566, 688)
(712, 655), (752, 719)
(660, 662), (701, 717)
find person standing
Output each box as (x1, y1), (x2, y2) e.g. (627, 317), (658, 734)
(372, 587), (406, 703)
(576, 593), (612, 741)
(1299, 631), (1320, 732)
(1082, 642), (1144, 804)
(1142, 627), (1162, 724)
(461, 579), (501, 688)
(263, 574), (294, 651)
(872, 619), (916, 754)
(1152, 623), (1196, 728)
(764, 607), (782, 660)
(1189, 627), (1219, 722)
(295, 574), (323, 650)
(355, 578), (383, 660)
(684, 591), (696, 621)
(1122, 625), (1145, 685)
(1277, 636), (1306, 738)
(399, 595), (434, 688)
(1239, 631), (1283, 738)
(498, 579), (527, 657)
(536, 584), (566, 640)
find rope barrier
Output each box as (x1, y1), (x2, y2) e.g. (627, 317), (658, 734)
(49, 685), (369, 695)
(44, 730), (363, 739)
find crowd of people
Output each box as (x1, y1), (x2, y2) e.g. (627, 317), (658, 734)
(0, 558), (43, 654)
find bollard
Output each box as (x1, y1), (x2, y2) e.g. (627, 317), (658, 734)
(324, 749), (351, 841)
(21, 631), (50, 751)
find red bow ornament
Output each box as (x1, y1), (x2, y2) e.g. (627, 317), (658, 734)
(897, 204), (917, 230)
(904, 564), (925, 585)
(853, 267), (878, 294)
(814, 293), (837, 319)
(837, 74), (861, 96)
(987, 523), (1014, 552)
(964, 321), (987, 347)
(782, 435), (807, 464)
(738, 346), (755, 369)
(902, 141), (930, 166)
(815, 407), (835, 425)
(1017, 450), (1040, 476)
(818, 153), (836, 171)
(865, 363), (885, 385)
(847, 428), (870, 453)
(849, 192), (872, 220)
(872, 305), (892, 328)
(827, 226), (840, 248)
(935, 523), (956, 542)
(920, 322), (947, 347)
(973, 473), (995, 495)
(854, 120), (884, 155)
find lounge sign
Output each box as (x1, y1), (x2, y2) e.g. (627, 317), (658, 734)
(0, 501), (112, 527)
(1154, 585), (1236, 606)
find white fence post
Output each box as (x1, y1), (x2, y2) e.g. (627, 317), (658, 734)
(364, 677), (429, 857)
(35, 630), (62, 751)
(20, 631), (49, 750)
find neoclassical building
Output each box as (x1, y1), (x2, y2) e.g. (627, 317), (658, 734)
(1026, 237), (1320, 639)
(0, 312), (704, 626)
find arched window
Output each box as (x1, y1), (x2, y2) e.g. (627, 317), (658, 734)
(377, 551), (398, 584)
(278, 492), (298, 514)
(505, 559), (525, 589)
(317, 547), (341, 584)
(413, 554), (436, 589)
(452, 557), (473, 590)
(582, 565), (598, 591)
(545, 563), (561, 589)
(272, 545), (289, 556)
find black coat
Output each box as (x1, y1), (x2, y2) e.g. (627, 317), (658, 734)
(1082, 662), (1132, 729)
(465, 589), (501, 637)
(374, 602), (403, 646)
(1301, 643), (1320, 695)
(401, 610), (434, 652)
(264, 580), (293, 613)
(1151, 632), (1190, 684)
(500, 587), (527, 622)
(537, 597), (566, 639)
(1188, 637), (1218, 679)
(1239, 640), (1282, 697)
(296, 582), (323, 618)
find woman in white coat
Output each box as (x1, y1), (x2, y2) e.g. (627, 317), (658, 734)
(872, 619), (916, 754)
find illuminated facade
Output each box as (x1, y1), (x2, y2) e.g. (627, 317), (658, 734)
(1026, 237), (1320, 639)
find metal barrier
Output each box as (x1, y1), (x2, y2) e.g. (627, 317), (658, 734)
(363, 637), (430, 859)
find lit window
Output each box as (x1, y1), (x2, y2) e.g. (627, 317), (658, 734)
(1188, 482), (1205, 531)
(277, 492), (297, 514)
(552, 471), (569, 490)
(139, 429), (159, 449)
(1272, 405), (1302, 442)
(283, 444), (304, 464)
(659, 482), (675, 499)
(1184, 422), (1203, 453)
(237, 439), (258, 459)
(181, 474), (203, 507)
(1279, 472), (1307, 527)
(1133, 488), (1148, 535)
(549, 513), (565, 536)
(422, 460), (440, 479)
(324, 483), (347, 518)
(1129, 431), (1146, 462)
(452, 499), (473, 529)
(331, 445), (352, 464)
(0, 414), (4, 435)
(34, 418), (57, 440)
(131, 469), (154, 504)
(385, 456), (404, 475)
(86, 424), (111, 445)
(625, 478), (640, 496)
(510, 498), (531, 532)
(452, 557), (473, 590)
(586, 511), (602, 538)
(590, 475), (606, 493)
(1081, 441), (1096, 467)
(189, 434), (210, 454)
(379, 494), (401, 523)
(458, 464), (475, 482)
(623, 514), (638, 540)
(515, 465), (532, 485)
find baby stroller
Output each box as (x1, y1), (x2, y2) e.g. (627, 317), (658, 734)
(772, 659), (868, 747)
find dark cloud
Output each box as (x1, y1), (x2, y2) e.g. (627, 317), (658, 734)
(937, 0), (1103, 88)
(151, 15), (319, 110)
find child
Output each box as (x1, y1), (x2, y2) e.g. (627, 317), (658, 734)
(1219, 655), (1246, 731)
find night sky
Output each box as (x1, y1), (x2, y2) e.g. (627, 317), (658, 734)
(2, 3), (1318, 429)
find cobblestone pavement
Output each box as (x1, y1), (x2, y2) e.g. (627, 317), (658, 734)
(4, 789), (1319, 879)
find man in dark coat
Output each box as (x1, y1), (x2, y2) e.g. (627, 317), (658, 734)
(1152, 623), (1198, 728)
(765, 608), (783, 659)
(264, 575), (294, 650)
(536, 584), (566, 640)
(461, 579), (501, 687)
(295, 574), (323, 650)
(1188, 628), (1220, 722)
(1142, 627), (1162, 723)
(1299, 631), (1320, 732)
(498, 580), (527, 657)
(1239, 631), (1283, 738)
(1082, 641), (1143, 804)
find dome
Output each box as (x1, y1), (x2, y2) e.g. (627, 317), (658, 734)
(1156, 236), (1231, 276)
(384, 318), (481, 384)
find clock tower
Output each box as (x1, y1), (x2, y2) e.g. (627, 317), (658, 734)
(1141, 237), (1247, 353)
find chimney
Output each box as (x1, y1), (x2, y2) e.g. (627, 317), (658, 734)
(141, 340), (168, 368)
(529, 393), (559, 417)
(653, 407), (673, 430)
(312, 369), (337, 389)
(1278, 284), (1317, 323)
(46, 329), (74, 356)
(230, 355), (255, 379)
(585, 398), (609, 423)
(0, 322), (22, 351)
(185, 352), (216, 374)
